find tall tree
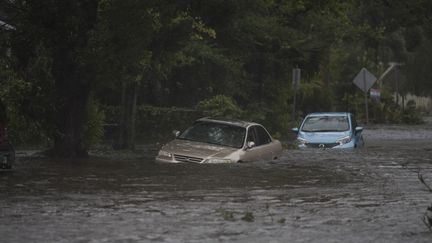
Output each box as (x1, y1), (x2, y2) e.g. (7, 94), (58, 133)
(92, 0), (217, 148)
(91, 0), (155, 149)
(3, 0), (99, 157)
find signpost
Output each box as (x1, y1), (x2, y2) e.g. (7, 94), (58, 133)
(353, 68), (377, 124)
(292, 68), (301, 121)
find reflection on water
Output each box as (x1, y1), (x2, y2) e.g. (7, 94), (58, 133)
(1, 153), (352, 196)
(1, 126), (432, 242)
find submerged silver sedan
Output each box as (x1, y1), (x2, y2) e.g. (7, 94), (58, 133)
(155, 117), (282, 163)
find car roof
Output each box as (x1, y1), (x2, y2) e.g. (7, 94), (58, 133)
(196, 117), (259, 128)
(306, 112), (352, 117)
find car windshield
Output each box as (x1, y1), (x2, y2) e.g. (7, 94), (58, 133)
(178, 121), (246, 148)
(301, 116), (349, 132)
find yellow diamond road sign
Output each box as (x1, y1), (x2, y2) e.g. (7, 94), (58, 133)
(353, 68), (377, 93)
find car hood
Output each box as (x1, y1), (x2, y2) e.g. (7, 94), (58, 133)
(298, 131), (351, 143)
(162, 139), (238, 158)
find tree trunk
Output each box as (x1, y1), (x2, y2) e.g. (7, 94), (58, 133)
(49, 53), (91, 157)
(115, 81), (138, 150)
(48, 1), (99, 157)
(116, 81), (127, 149)
(52, 82), (90, 157)
(129, 85), (138, 149)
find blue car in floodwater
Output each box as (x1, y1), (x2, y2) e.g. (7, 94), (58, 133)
(292, 112), (364, 149)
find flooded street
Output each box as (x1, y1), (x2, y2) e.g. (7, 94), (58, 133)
(1, 124), (432, 242)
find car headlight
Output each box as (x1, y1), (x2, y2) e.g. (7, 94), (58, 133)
(158, 150), (172, 158)
(297, 137), (307, 145)
(204, 158), (234, 164)
(336, 136), (352, 145)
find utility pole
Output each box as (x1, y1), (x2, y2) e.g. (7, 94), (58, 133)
(292, 68), (301, 122)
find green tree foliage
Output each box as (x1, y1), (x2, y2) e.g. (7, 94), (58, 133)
(1, 0), (432, 156)
(406, 40), (432, 96)
(196, 95), (243, 119)
(90, 0), (157, 149)
(328, 0), (432, 119)
(3, 0), (99, 156)
(82, 97), (105, 148)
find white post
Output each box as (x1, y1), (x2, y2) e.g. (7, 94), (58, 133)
(363, 69), (369, 124)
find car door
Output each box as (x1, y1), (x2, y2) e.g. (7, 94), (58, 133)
(254, 125), (277, 160)
(242, 125), (275, 162)
(241, 126), (261, 162)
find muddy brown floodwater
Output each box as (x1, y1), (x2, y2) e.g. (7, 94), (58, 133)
(1, 123), (432, 242)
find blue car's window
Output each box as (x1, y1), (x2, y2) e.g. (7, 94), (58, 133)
(178, 122), (246, 148)
(301, 116), (350, 132)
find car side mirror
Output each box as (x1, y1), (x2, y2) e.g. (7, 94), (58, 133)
(355, 127), (363, 134)
(291, 128), (299, 134)
(247, 141), (256, 149)
(173, 130), (181, 137)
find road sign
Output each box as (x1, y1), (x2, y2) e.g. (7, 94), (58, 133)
(353, 68), (377, 124)
(353, 68), (377, 93)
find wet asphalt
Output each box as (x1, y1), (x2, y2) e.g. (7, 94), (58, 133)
(1, 124), (432, 242)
